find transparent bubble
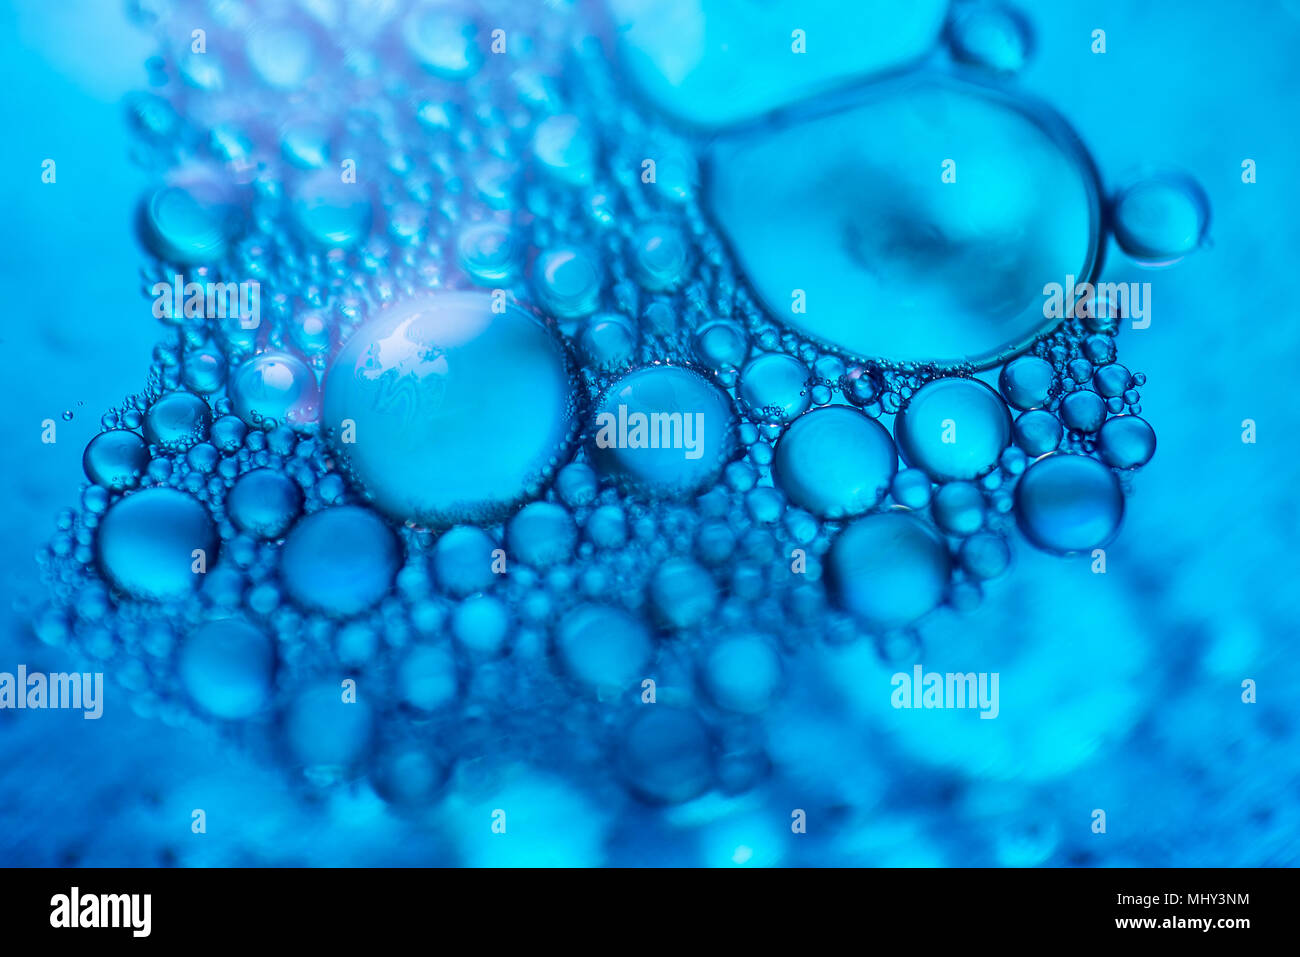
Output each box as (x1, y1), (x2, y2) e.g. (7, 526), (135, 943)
(1097, 414), (1156, 469)
(96, 488), (218, 601)
(1014, 453), (1124, 554)
(895, 377), (1012, 481)
(230, 352), (321, 429)
(827, 512), (952, 628)
(227, 468), (302, 540)
(83, 429), (149, 491)
(280, 506), (400, 616)
(179, 618), (275, 719)
(772, 406), (897, 518)
(555, 603), (652, 694)
(1111, 172), (1210, 264)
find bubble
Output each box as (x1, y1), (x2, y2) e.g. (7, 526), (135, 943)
(1111, 172), (1210, 264)
(245, 20), (317, 90)
(280, 506), (400, 616)
(947, 3), (1032, 73)
(403, 7), (481, 79)
(1012, 408), (1062, 456)
(693, 318), (748, 371)
(139, 168), (243, 264)
(895, 377), (1011, 481)
(650, 557), (717, 629)
(618, 707), (713, 804)
(283, 681), (375, 772)
(998, 354), (1055, 410)
(324, 292), (577, 526)
(555, 603), (653, 693)
(610, 0), (949, 126)
(456, 221), (520, 285)
(890, 468), (933, 509)
(506, 502), (577, 569)
(290, 169), (372, 248)
(397, 644), (459, 712)
(532, 114), (596, 185)
(227, 468), (303, 540)
(143, 391), (211, 450)
(1098, 414), (1156, 469)
(630, 220), (691, 291)
(931, 481), (986, 537)
(452, 594), (510, 657)
(533, 245), (603, 319)
(280, 121), (330, 169)
(1014, 453), (1124, 554)
(230, 352), (321, 429)
(579, 313), (637, 370)
(181, 347), (227, 394)
(1060, 389), (1106, 433)
(178, 618), (275, 720)
(703, 637), (781, 714)
(709, 75), (1101, 366)
(959, 531), (1011, 580)
(739, 353), (811, 423)
(433, 526), (499, 596)
(591, 365), (737, 497)
(211, 414), (247, 453)
(83, 429), (149, 491)
(772, 406), (897, 518)
(96, 488), (218, 602)
(370, 739), (451, 807)
(1092, 363), (1132, 398)
(827, 512), (952, 628)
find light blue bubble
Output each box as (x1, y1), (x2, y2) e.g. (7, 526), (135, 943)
(1060, 389), (1106, 433)
(403, 7), (481, 78)
(555, 603), (652, 693)
(533, 245), (603, 319)
(959, 531), (1011, 580)
(96, 488), (218, 602)
(140, 169), (243, 264)
(1098, 414), (1156, 469)
(827, 512), (952, 628)
(280, 506), (400, 616)
(890, 467), (934, 509)
(998, 354), (1055, 410)
(772, 405), (897, 518)
(453, 594), (510, 657)
(631, 220), (690, 292)
(83, 429), (149, 491)
(650, 557), (717, 628)
(739, 353), (811, 423)
(1111, 172), (1210, 264)
(703, 636), (781, 714)
(1013, 408), (1063, 456)
(227, 468), (302, 540)
(179, 618), (275, 720)
(895, 377), (1011, 481)
(291, 168), (372, 248)
(506, 502), (577, 569)
(324, 292), (578, 526)
(457, 221), (520, 284)
(230, 352), (321, 429)
(931, 481), (986, 537)
(1014, 453), (1124, 554)
(947, 2), (1033, 73)
(398, 644), (459, 712)
(283, 680), (375, 771)
(532, 114), (596, 185)
(619, 707), (713, 805)
(143, 391), (211, 451)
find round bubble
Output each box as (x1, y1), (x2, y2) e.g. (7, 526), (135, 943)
(959, 531), (1011, 580)
(324, 292), (577, 526)
(555, 603), (653, 693)
(457, 221), (519, 284)
(1015, 453), (1124, 554)
(433, 525), (498, 596)
(506, 502), (577, 569)
(895, 377), (1011, 481)
(591, 365), (736, 497)
(280, 506), (400, 616)
(1013, 408), (1063, 456)
(703, 637), (781, 714)
(179, 618), (275, 719)
(96, 488), (218, 601)
(650, 557), (717, 629)
(998, 355), (1054, 410)
(931, 481), (986, 537)
(291, 169), (372, 248)
(693, 318), (748, 371)
(532, 114), (596, 185)
(827, 512), (952, 628)
(453, 595), (510, 657)
(739, 353), (811, 423)
(1098, 415), (1156, 469)
(143, 391), (210, 450)
(83, 430), (149, 491)
(772, 406), (897, 518)
(140, 167), (243, 264)
(230, 352), (320, 429)
(398, 644), (459, 712)
(370, 740), (450, 807)
(1111, 172), (1209, 264)
(1060, 389), (1106, 433)
(533, 246), (602, 319)
(947, 3), (1033, 73)
(283, 681), (375, 770)
(891, 467), (933, 509)
(618, 707), (713, 804)
(227, 468), (302, 539)
(246, 20), (316, 90)
(631, 221), (690, 291)
(404, 8), (481, 79)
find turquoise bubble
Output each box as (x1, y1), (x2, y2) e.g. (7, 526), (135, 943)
(230, 351), (321, 429)
(693, 318), (748, 371)
(1013, 408), (1062, 456)
(507, 502), (577, 569)
(404, 7), (481, 78)
(453, 594), (510, 657)
(280, 506), (400, 616)
(139, 168), (243, 264)
(739, 353), (811, 423)
(96, 488), (218, 601)
(245, 20), (317, 90)
(433, 525), (499, 596)
(1098, 414), (1156, 469)
(579, 313), (638, 371)
(532, 114), (596, 185)
(291, 169), (372, 248)
(1060, 389), (1106, 433)
(1092, 363), (1132, 398)
(827, 512), (952, 628)
(890, 467), (934, 509)
(931, 481), (986, 537)
(1111, 172), (1209, 264)
(457, 221), (520, 284)
(323, 292), (578, 526)
(283, 680), (375, 771)
(650, 557), (717, 629)
(398, 644), (459, 712)
(555, 603), (653, 693)
(179, 618), (275, 720)
(533, 245), (603, 319)
(370, 740), (450, 807)
(703, 636), (781, 714)
(227, 468), (303, 540)
(709, 75), (1101, 366)
(618, 707), (714, 804)
(83, 429), (149, 491)
(772, 406), (897, 518)
(1014, 453), (1124, 554)
(959, 531), (1011, 580)
(609, 0), (949, 127)
(947, 2), (1033, 73)
(631, 220), (690, 291)
(143, 391), (211, 451)
(591, 365), (737, 497)
(181, 347), (227, 394)
(895, 377), (1011, 481)
(998, 354), (1055, 410)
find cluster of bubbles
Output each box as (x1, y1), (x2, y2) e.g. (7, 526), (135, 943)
(36, 0), (1203, 839)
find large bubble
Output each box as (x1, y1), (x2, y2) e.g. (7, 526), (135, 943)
(826, 512), (952, 628)
(1014, 453), (1124, 554)
(96, 488), (218, 602)
(772, 406), (897, 518)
